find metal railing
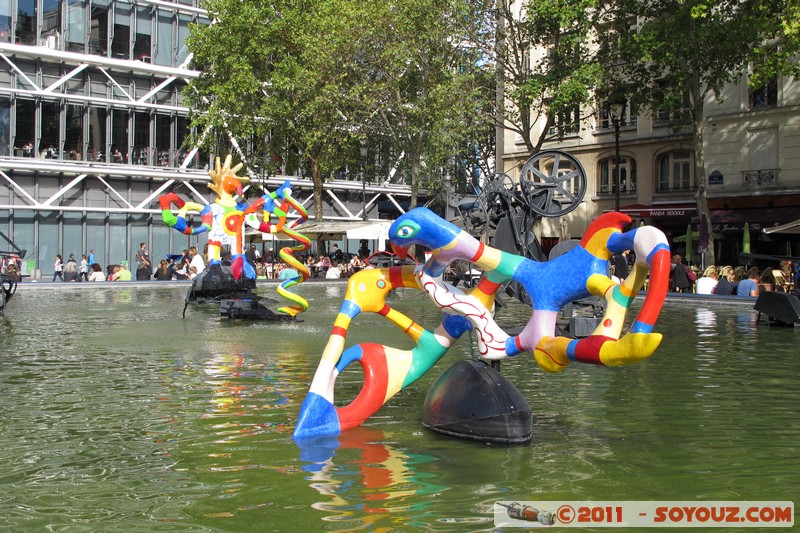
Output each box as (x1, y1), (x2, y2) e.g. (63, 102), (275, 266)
(741, 168), (779, 187)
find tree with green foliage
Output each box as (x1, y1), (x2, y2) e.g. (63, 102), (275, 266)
(611, 0), (799, 266)
(186, 0), (367, 222)
(186, 0), (495, 218)
(490, 0), (604, 161)
(352, 0), (492, 209)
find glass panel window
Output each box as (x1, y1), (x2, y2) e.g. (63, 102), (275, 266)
(152, 221), (170, 259)
(548, 105), (580, 138)
(16, 0), (35, 45)
(65, 104), (84, 160)
(597, 99), (638, 129)
(749, 77), (778, 109)
(176, 14), (191, 65)
(111, 2), (131, 59)
(41, 101), (60, 159)
(86, 213), (106, 268)
(66, 0), (86, 52)
(90, 1), (109, 56)
(39, 212), (60, 275)
(130, 216), (149, 271)
(42, 0), (61, 44)
(599, 157), (636, 194)
(176, 115), (197, 168)
(657, 151), (694, 192)
(155, 9), (173, 67)
(132, 112), (149, 164)
(14, 99), (35, 156)
(108, 214), (127, 267)
(0, 0), (11, 43)
(13, 211), (35, 269)
(134, 7), (152, 62)
(0, 98), (9, 156)
(155, 114), (171, 166)
(88, 107), (107, 161)
(111, 109), (129, 163)
(63, 212), (83, 260)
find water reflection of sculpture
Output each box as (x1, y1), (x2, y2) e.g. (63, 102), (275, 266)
(301, 427), (445, 530)
(159, 155), (311, 316)
(294, 208), (671, 439)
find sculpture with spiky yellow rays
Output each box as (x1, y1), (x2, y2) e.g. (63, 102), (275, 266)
(207, 155), (249, 200)
(158, 154), (312, 317)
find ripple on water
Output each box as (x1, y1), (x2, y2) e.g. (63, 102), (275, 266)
(1, 286), (799, 531)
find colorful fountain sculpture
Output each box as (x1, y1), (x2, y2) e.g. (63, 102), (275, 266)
(294, 207), (671, 442)
(159, 155), (310, 319)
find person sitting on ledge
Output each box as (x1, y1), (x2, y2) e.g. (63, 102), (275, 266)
(716, 266), (738, 295)
(736, 267), (759, 297)
(88, 263), (106, 282)
(109, 264), (132, 281)
(695, 266), (719, 295)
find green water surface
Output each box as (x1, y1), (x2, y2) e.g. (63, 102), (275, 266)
(0, 283), (797, 531)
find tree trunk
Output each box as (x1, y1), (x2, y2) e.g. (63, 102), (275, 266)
(309, 146), (326, 255)
(692, 106), (716, 267)
(407, 146), (422, 260)
(409, 147), (421, 210)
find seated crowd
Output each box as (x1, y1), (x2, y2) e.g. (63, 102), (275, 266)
(675, 259), (797, 297)
(50, 244), (374, 283)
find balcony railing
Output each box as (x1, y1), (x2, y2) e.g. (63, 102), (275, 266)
(741, 168), (779, 187)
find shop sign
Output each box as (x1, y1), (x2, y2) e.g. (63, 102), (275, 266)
(712, 222), (763, 232)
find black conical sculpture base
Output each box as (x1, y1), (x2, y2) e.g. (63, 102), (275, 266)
(183, 264), (293, 321)
(422, 360), (532, 444)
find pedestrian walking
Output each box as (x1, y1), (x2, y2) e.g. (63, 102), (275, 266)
(52, 254), (64, 282)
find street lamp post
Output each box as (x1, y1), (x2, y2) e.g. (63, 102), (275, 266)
(360, 140), (368, 221)
(607, 100), (625, 213)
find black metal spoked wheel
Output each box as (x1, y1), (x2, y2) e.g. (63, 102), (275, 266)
(518, 150), (587, 217)
(460, 173), (516, 239)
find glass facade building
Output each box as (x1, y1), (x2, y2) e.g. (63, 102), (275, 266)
(0, 0), (213, 275)
(0, 0), (417, 277)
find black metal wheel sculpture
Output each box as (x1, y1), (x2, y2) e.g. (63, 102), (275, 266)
(518, 150), (587, 217)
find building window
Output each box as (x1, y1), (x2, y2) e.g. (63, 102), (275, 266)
(42, 0), (61, 47)
(112, 2), (132, 60)
(599, 157), (636, 194)
(66, 0), (86, 52)
(155, 114), (171, 166)
(654, 80), (691, 124)
(0, 99), (9, 156)
(657, 150), (694, 192)
(65, 104), (84, 160)
(749, 77), (778, 109)
(176, 14), (192, 65)
(134, 6), (152, 62)
(14, 99), (35, 156)
(90, 1), (109, 56)
(155, 9), (174, 67)
(88, 107), (107, 161)
(16, 0), (35, 45)
(41, 101), (60, 158)
(111, 109), (129, 163)
(0, 0), (11, 44)
(597, 99), (638, 130)
(548, 105), (580, 138)
(132, 111), (150, 165)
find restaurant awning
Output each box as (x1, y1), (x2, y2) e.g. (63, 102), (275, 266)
(709, 207), (799, 225)
(247, 220), (393, 241)
(763, 218), (800, 235)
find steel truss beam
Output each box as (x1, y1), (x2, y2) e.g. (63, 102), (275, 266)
(0, 158), (417, 220)
(0, 43), (198, 114)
